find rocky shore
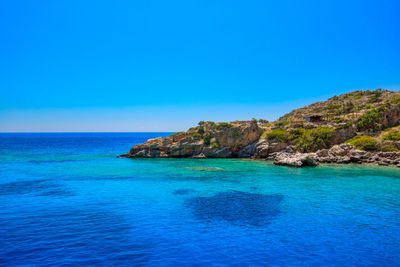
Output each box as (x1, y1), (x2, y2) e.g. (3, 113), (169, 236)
(120, 90), (400, 167)
(120, 121), (400, 167)
(273, 144), (400, 167)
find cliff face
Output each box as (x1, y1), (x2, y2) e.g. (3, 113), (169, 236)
(121, 89), (400, 167)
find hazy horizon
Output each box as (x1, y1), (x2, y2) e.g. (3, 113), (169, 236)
(1, 0), (399, 132)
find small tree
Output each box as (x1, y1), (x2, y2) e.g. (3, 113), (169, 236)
(203, 132), (211, 145)
(357, 109), (381, 131)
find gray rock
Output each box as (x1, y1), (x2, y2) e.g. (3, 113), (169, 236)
(238, 143), (256, 158)
(328, 144), (355, 157)
(192, 153), (206, 158)
(202, 147), (232, 158)
(274, 152), (318, 167)
(254, 140), (270, 158)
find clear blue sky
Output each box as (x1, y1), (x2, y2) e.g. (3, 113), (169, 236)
(1, 0), (399, 132)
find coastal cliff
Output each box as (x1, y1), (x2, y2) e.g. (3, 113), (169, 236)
(121, 89), (400, 167)
(121, 120), (263, 158)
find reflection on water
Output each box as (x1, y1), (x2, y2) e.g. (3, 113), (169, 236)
(185, 191), (284, 226)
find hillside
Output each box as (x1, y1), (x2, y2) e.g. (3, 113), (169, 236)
(120, 89), (400, 167)
(278, 89), (400, 125)
(263, 89), (400, 152)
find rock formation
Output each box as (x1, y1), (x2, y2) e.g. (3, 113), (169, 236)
(274, 152), (318, 167)
(121, 89), (400, 167)
(120, 121), (262, 158)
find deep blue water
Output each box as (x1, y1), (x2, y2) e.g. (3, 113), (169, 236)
(1, 133), (400, 266)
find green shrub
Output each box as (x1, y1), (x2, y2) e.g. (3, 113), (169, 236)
(210, 142), (220, 149)
(290, 127), (306, 141)
(188, 126), (200, 132)
(198, 121), (205, 126)
(188, 126), (205, 134)
(192, 133), (202, 139)
(265, 127), (335, 151)
(356, 105), (365, 111)
(328, 103), (341, 112)
(275, 120), (289, 127)
(330, 101), (355, 115)
(365, 104), (374, 110)
(258, 119), (269, 124)
(380, 142), (399, 152)
(216, 122), (233, 130)
(251, 118), (258, 123)
(382, 130), (400, 141)
(203, 132), (211, 145)
(357, 108), (381, 131)
(197, 126), (204, 134)
(295, 127), (334, 152)
(342, 101), (354, 114)
(368, 88), (383, 103)
(346, 135), (378, 151)
(265, 128), (290, 143)
(354, 91), (364, 99)
(390, 97), (400, 105)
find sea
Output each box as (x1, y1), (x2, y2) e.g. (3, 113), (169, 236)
(0, 133), (399, 266)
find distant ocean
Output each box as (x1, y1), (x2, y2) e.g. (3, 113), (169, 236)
(1, 133), (400, 266)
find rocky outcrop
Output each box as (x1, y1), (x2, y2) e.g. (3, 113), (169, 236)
(120, 121), (263, 158)
(313, 144), (400, 166)
(330, 127), (357, 144)
(121, 124), (400, 167)
(272, 144), (400, 167)
(274, 152), (318, 167)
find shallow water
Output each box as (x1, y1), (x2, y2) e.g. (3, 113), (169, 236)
(1, 133), (400, 266)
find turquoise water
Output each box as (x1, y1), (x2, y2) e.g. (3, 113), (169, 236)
(1, 133), (400, 266)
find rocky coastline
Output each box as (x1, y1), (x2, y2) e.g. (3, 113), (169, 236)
(273, 144), (400, 167)
(120, 121), (400, 168)
(120, 90), (400, 167)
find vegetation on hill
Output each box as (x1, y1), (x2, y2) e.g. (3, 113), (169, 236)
(264, 126), (335, 152)
(124, 89), (400, 163)
(346, 135), (378, 151)
(278, 89), (400, 124)
(184, 89), (400, 153)
(261, 89), (400, 152)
